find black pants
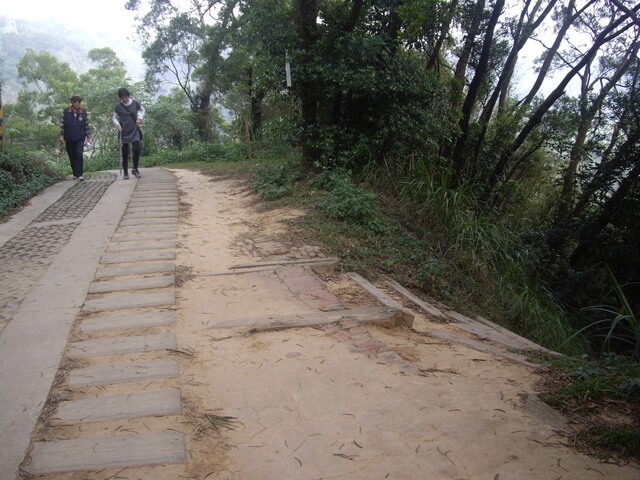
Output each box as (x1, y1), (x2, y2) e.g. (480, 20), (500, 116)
(121, 141), (141, 174)
(66, 140), (84, 178)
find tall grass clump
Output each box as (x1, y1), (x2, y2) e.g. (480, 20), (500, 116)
(390, 173), (580, 353)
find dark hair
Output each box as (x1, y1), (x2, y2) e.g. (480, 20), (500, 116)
(117, 88), (130, 98)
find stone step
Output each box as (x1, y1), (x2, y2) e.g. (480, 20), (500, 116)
(107, 240), (177, 252)
(80, 310), (175, 332)
(89, 275), (175, 293)
(100, 250), (176, 264)
(26, 431), (185, 474)
(95, 262), (175, 278)
(83, 291), (176, 312)
(69, 332), (177, 357)
(68, 359), (180, 387)
(51, 390), (182, 425)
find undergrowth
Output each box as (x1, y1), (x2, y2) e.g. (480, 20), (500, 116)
(531, 352), (640, 462)
(0, 151), (63, 218)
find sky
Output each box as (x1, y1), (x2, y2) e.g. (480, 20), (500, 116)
(2, 0), (137, 36)
(2, 0), (145, 80)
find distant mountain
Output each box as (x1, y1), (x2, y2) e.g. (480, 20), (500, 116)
(0, 15), (144, 103)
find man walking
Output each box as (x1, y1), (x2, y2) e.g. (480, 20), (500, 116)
(59, 94), (90, 180)
(112, 88), (145, 179)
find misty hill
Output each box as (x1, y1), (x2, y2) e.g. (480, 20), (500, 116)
(0, 15), (144, 103)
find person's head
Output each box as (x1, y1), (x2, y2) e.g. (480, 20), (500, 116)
(117, 88), (130, 101)
(70, 94), (82, 106)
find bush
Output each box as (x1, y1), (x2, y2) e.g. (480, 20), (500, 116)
(312, 168), (386, 233)
(0, 151), (61, 218)
(252, 162), (304, 200)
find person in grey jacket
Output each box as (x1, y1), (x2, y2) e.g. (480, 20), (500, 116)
(59, 94), (90, 180)
(112, 88), (145, 179)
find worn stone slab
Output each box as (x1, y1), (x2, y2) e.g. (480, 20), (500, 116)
(112, 232), (178, 242)
(51, 390), (182, 425)
(96, 262), (175, 278)
(231, 256), (340, 270)
(429, 327), (540, 367)
(209, 306), (403, 331)
(276, 265), (343, 311)
(347, 272), (415, 328)
(68, 359), (180, 387)
(127, 199), (179, 206)
(81, 311), (175, 332)
(107, 240), (177, 253)
(131, 194), (178, 201)
(26, 431), (185, 474)
(83, 291), (175, 312)
(117, 224), (178, 233)
(124, 211), (179, 220)
(100, 250), (176, 264)
(386, 279), (448, 320)
(525, 394), (573, 432)
(89, 275), (175, 293)
(126, 205), (178, 213)
(69, 332), (177, 357)
(120, 217), (178, 227)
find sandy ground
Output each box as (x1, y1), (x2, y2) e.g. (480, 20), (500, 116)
(167, 169), (640, 480)
(27, 168), (640, 479)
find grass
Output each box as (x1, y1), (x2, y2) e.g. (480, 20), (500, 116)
(531, 352), (640, 462)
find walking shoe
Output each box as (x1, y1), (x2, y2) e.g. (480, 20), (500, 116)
(123, 174), (129, 180)
(132, 169), (141, 178)
(72, 176), (78, 180)
(78, 176), (84, 181)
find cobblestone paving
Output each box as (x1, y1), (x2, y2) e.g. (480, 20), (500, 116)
(0, 174), (116, 335)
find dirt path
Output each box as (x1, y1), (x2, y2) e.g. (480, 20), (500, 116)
(14, 168), (640, 479)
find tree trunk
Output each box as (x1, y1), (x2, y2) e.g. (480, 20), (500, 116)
(471, 0), (557, 170)
(485, 6), (639, 198)
(427, 0), (458, 71)
(296, 0), (321, 169)
(451, 0), (505, 183)
(570, 160), (640, 266)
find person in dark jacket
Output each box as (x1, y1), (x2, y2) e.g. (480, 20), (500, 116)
(112, 87), (145, 179)
(59, 94), (90, 180)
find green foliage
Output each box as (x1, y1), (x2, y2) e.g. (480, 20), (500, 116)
(312, 169), (386, 233)
(0, 151), (61, 218)
(253, 162), (304, 201)
(535, 352), (640, 461)
(578, 426), (640, 460)
(567, 269), (640, 359)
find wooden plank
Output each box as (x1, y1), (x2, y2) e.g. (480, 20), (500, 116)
(26, 432), (185, 474)
(209, 306), (403, 331)
(51, 390), (182, 425)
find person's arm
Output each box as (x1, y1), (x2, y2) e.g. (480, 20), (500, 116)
(112, 110), (122, 130)
(59, 111), (65, 143)
(84, 110), (90, 141)
(136, 102), (145, 125)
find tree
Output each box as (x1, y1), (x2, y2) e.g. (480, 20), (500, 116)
(128, 0), (239, 141)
